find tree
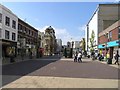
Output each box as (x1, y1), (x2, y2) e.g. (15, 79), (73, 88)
(89, 30), (95, 52)
(81, 38), (85, 52)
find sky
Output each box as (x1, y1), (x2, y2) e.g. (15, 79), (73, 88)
(2, 2), (111, 45)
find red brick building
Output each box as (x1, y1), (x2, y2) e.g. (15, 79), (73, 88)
(98, 20), (120, 59)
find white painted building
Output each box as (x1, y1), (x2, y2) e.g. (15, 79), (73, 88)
(85, 4), (119, 51)
(73, 41), (80, 52)
(56, 39), (62, 52)
(0, 4), (18, 42)
(0, 4), (18, 57)
(73, 41), (80, 49)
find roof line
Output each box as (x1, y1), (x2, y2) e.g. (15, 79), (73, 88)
(87, 4), (99, 26)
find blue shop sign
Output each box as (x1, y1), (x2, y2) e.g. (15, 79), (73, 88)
(107, 40), (119, 47)
(98, 40), (120, 49)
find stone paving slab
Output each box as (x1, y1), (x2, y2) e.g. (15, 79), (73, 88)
(2, 76), (118, 88)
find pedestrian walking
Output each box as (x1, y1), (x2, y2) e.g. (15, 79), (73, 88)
(113, 53), (116, 60)
(106, 52), (112, 64)
(73, 52), (78, 62)
(77, 52), (82, 63)
(114, 50), (119, 65)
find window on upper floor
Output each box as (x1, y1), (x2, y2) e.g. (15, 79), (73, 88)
(32, 31), (34, 36)
(119, 26), (120, 39)
(18, 35), (21, 41)
(25, 27), (27, 33)
(0, 13), (2, 23)
(22, 26), (25, 33)
(12, 32), (16, 41)
(18, 24), (23, 31)
(5, 30), (9, 39)
(109, 31), (112, 41)
(29, 30), (30, 35)
(26, 28), (29, 34)
(5, 16), (10, 26)
(12, 20), (16, 29)
(18, 24), (20, 30)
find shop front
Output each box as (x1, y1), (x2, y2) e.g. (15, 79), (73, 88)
(2, 39), (17, 59)
(98, 40), (120, 59)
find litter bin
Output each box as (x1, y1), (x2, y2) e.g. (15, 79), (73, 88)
(107, 58), (112, 64)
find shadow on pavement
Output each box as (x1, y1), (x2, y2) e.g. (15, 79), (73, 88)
(2, 55), (62, 86)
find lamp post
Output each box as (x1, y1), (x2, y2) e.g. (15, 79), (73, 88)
(71, 41), (74, 58)
(69, 40), (74, 58)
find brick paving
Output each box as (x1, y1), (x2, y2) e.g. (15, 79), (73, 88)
(2, 56), (120, 88)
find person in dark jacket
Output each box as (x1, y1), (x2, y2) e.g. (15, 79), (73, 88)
(74, 52), (78, 62)
(114, 50), (119, 65)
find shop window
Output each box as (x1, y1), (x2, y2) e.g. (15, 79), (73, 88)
(5, 16), (10, 26)
(5, 30), (9, 39)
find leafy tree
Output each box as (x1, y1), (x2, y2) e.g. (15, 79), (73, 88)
(82, 38), (85, 52)
(89, 30), (95, 52)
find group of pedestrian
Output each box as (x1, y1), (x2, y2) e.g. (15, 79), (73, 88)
(73, 51), (82, 63)
(98, 50), (119, 65)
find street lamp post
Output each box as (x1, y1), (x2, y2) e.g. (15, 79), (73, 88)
(72, 41), (74, 57)
(70, 41), (74, 58)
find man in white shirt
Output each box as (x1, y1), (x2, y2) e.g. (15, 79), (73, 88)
(77, 52), (82, 63)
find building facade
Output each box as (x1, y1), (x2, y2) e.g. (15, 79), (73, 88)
(85, 4), (119, 52)
(17, 18), (38, 57)
(56, 39), (62, 53)
(98, 20), (120, 59)
(38, 31), (44, 48)
(43, 26), (57, 55)
(73, 41), (80, 52)
(0, 4), (18, 58)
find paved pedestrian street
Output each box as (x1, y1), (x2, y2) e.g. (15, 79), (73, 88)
(1, 56), (120, 89)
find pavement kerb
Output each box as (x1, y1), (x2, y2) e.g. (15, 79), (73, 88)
(95, 60), (119, 69)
